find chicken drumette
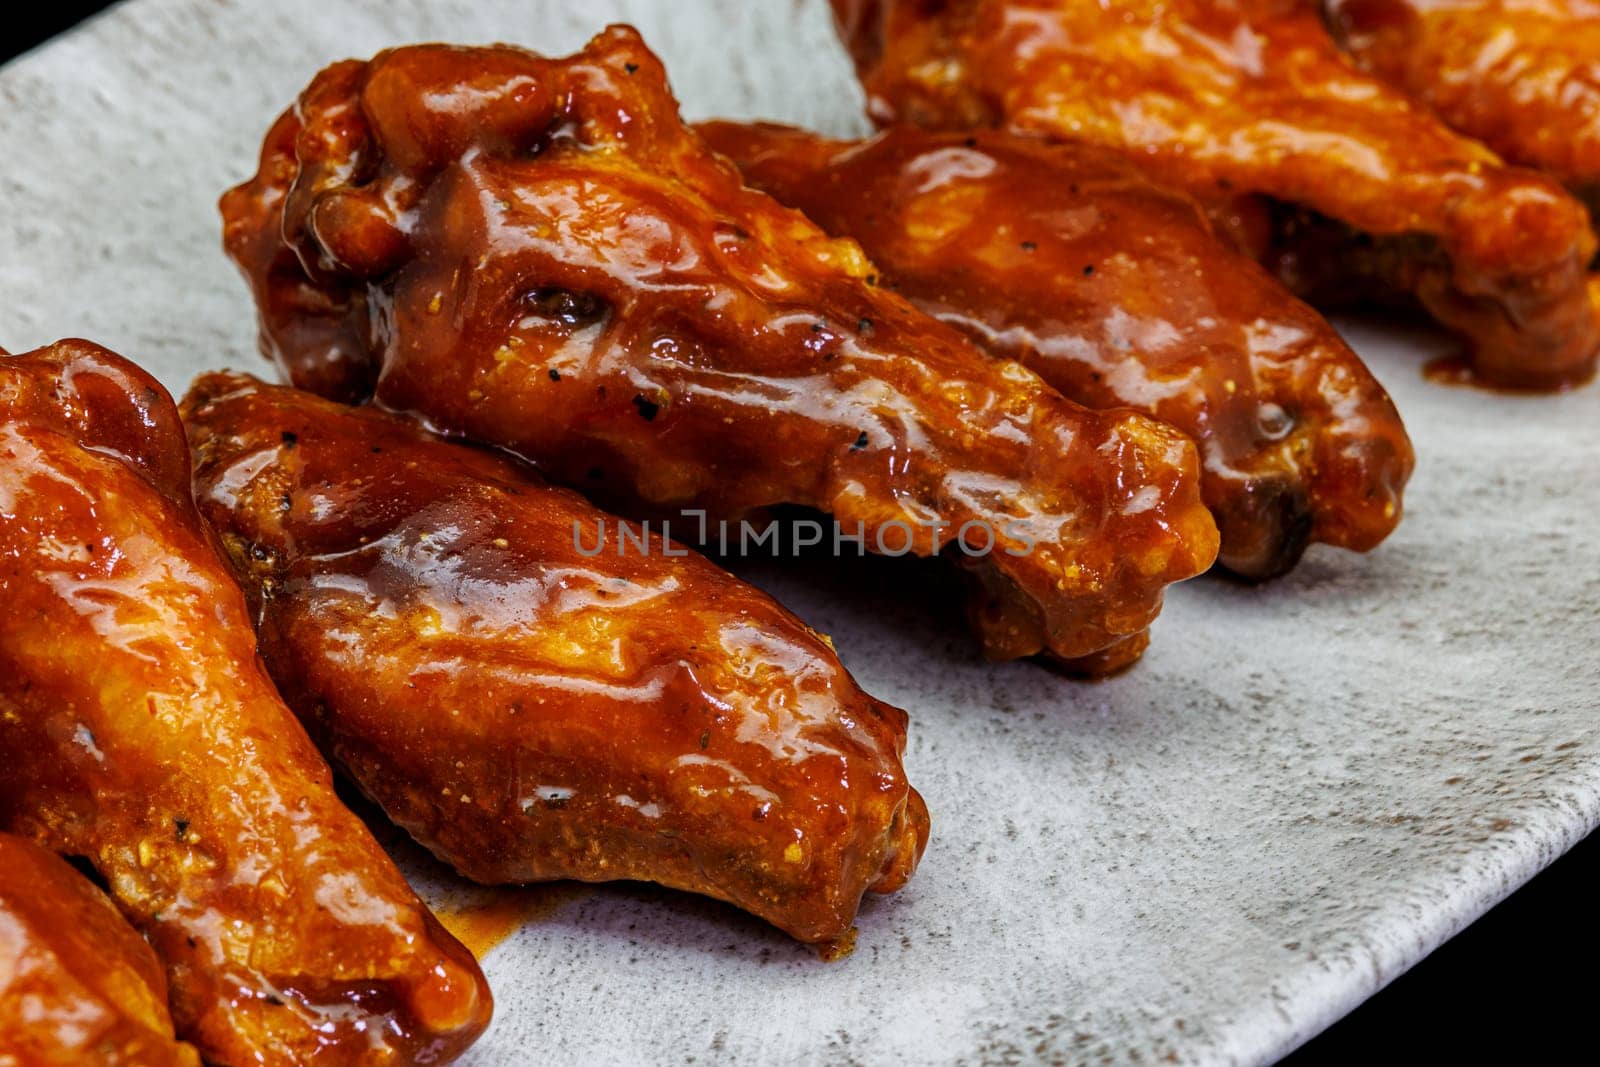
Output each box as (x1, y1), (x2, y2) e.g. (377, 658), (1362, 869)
(698, 122), (1414, 579)
(0, 341), (491, 1066)
(0, 833), (201, 1067)
(832, 0), (1600, 390)
(1325, 0), (1600, 220)
(220, 26), (1219, 673)
(182, 372), (927, 946)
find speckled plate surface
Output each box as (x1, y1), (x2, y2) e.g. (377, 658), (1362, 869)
(3, 1), (1597, 1063)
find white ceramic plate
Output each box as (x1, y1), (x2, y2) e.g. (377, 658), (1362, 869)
(3, 1), (1597, 1063)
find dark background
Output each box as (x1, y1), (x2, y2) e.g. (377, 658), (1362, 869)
(8, 6), (1596, 1062)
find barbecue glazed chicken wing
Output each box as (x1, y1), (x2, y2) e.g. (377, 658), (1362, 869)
(1325, 0), (1600, 218)
(220, 26), (1219, 673)
(832, 0), (1600, 390)
(0, 833), (201, 1067)
(698, 122), (1415, 579)
(0, 341), (491, 1066)
(182, 372), (928, 945)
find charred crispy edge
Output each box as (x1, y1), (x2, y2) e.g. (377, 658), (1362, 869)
(220, 104), (381, 404)
(1257, 200), (1600, 390)
(1581, 184), (1600, 262)
(1214, 480), (1317, 583)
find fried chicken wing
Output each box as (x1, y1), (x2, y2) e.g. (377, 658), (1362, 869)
(0, 341), (490, 1066)
(832, 0), (1600, 390)
(181, 372), (927, 945)
(1325, 0), (1600, 218)
(220, 26), (1219, 672)
(698, 121), (1414, 579)
(0, 833), (201, 1067)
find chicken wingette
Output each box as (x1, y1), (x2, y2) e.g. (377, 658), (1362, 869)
(219, 26), (1219, 672)
(699, 122), (1414, 578)
(182, 371), (928, 945)
(0, 833), (201, 1067)
(832, 0), (1600, 389)
(0, 340), (491, 1066)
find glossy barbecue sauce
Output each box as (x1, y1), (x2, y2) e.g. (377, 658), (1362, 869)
(220, 25), (1221, 672)
(183, 372), (929, 946)
(0, 342), (492, 1067)
(0, 833), (202, 1066)
(433, 886), (591, 960)
(697, 121), (1414, 579)
(831, 0), (1600, 391)
(1327, 0), (1600, 196)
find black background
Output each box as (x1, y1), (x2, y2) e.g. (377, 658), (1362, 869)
(8, 6), (1597, 1062)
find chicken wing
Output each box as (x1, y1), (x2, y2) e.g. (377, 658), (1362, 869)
(182, 372), (927, 945)
(832, 0), (1600, 390)
(0, 833), (201, 1067)
(0, 341), (491, 1066)
(1325, 0), (1600, 219)
(698, 122), (1414, 579)
(219, 26), (1219, 673)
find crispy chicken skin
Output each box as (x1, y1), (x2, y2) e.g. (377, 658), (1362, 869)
(0, 834), (202, 1067)
(0, 341), (491, 1066)
(182, 372), (927, 946)
(1325, 0), (1600, 217)
(698, 122), (1415, 579)
(220, 26), (1219, 672)
(832, 0), (1600, 390)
